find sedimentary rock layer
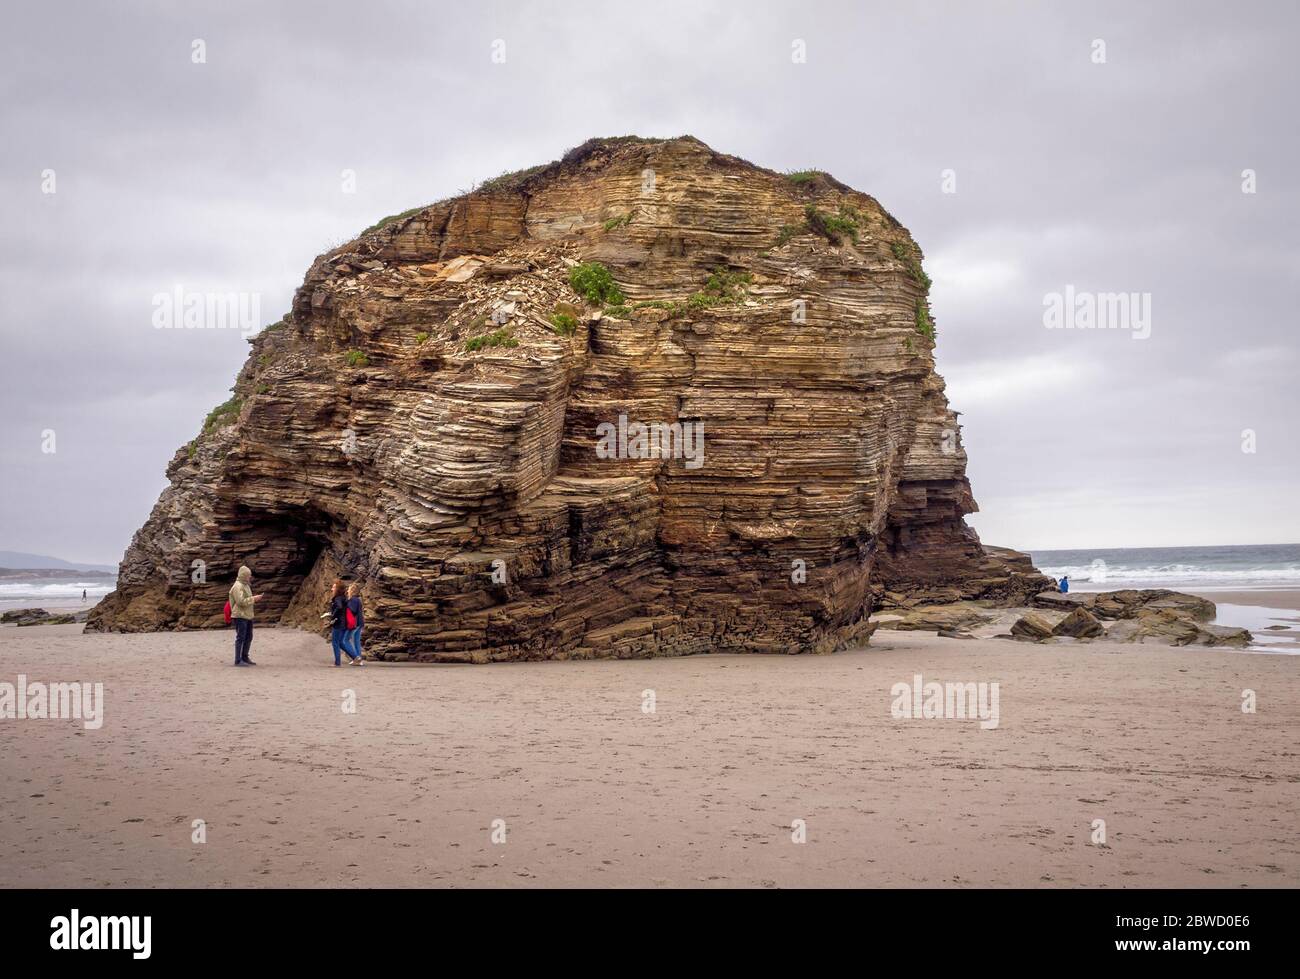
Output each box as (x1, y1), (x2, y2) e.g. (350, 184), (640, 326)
(88, 136), (1050, 661)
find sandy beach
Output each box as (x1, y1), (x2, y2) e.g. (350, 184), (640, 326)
(1, 622), (1296, 888)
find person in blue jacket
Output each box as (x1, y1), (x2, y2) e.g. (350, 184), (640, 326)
(1059, 575), (1070, 594)
(345, 582), (366, 666)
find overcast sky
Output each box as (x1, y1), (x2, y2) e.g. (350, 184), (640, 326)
(2, 0), (1297, 565)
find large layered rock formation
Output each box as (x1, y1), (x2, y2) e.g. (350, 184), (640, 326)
(88, 136), (1050, 661)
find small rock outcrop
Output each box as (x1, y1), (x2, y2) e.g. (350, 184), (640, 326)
(1033, 588), (1216, 622)
(1021, 589), (1251, 647)
(1052, 606), (1104, 639)
(1104, 609), (1251, 647)
(1010, 613), (1056, 642)
(873, 603), (992, 633)
(1, 608), (81, 627)
(88, 136), (1050, 661)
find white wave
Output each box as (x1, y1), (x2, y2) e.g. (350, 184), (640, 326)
(0, 582), (115, 600)
(1038, 564), (1300, 588)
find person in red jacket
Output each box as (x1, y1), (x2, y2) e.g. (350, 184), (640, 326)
(344, 582), (366, 666)
(325, 579), (360, 667)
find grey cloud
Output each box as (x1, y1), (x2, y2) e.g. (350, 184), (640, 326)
(1, 0), (1296, 563)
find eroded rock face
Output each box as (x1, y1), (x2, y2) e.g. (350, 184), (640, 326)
(88, 136), (1048, 661)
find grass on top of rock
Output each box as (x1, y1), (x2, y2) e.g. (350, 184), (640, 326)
(344, 349), (370, 367)
(549, 311), (578, 336)
(805, 203), (860, 243)
(602, 213), (631, 232)
(201, 395), (242, 435)
(785, 170), (824, 185)
(602, 304), (632, 318)
(568, 262), (625, 305)
(477, 164), (550, 193)
(360, 206), (424, 237)
(914, 301), (936, 342)
(464, 328), (519, 352)
(891, 240), (932, 291)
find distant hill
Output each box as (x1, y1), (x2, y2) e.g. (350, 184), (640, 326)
(0, 551), (116, 574)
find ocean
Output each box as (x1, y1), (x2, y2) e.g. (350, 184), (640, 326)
(1028, 543), (1300, 592)
(5, 544), (1299, 605)
(0, 578), (116, 611)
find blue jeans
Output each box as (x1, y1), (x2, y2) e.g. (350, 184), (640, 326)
(331, 626), (356, 665)
(234, 618), (253, 663)
(344, 626), (363, 660)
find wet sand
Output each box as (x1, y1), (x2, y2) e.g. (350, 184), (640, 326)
(1, 623), (1296, 888)
(1189, 590), (1300, 613)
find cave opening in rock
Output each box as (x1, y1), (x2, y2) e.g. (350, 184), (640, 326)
(226, 504), (345, 627)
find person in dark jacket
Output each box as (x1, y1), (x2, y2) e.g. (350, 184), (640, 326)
(326, 579), (358, 667)
(345, 583), (366, 666)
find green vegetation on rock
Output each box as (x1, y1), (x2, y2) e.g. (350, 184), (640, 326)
(891, 240), (932, 291)
(569, 262), (624, 305)
(345, 349), (370, 367)
(360, 206), (424, 237)
(478, 164), (549, 193)
(775, 223), (806, 247)
(202, 395), (242, 435)
(632, 299), (686, 317)
(549, 311), (578, 336)
(688, 267), (752, 309)
(805, 203), (858, 243)
(914, 301), (936, 342)
(464, 328), (519, 352)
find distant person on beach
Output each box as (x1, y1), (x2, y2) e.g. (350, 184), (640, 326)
(325, 579), (359, 667)
(82, 589), (86, 602)
(1059, 575), (1070, 594)
(345, 582), (365, 666)
(228, 565), (263, 667)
